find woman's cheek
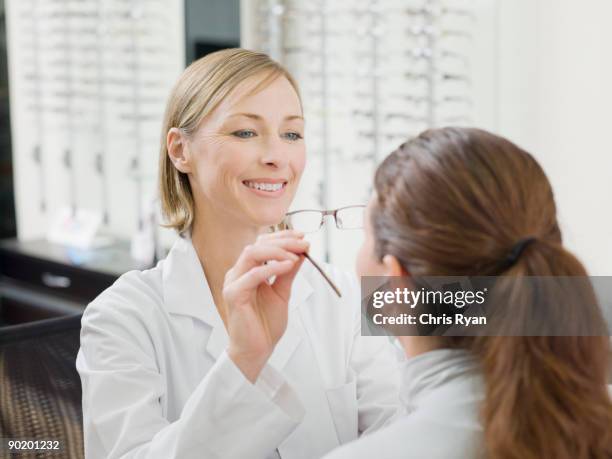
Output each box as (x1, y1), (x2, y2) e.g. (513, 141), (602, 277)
(293, 145), (307, 172)
(356, 237), (385, 278)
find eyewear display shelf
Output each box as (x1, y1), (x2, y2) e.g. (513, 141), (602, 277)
(242, 0), (477, 266)
(0, 238), (150, 326)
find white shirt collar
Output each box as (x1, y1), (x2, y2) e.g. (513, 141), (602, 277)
(400, 348), (478, 412)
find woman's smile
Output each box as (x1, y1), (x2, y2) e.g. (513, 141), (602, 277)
(242, 178), (289, 198)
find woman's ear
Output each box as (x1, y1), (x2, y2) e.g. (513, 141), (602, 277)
(167, 127), (192, 173)
(382, 254), (408, 277)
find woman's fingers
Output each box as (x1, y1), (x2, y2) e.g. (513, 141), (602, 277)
(272, 255), (306, 295)
(265, 237), (310, 254)
(226, 245), (296, 282)
(257, 229), (304, 242)
(230, 238), (310, 279)
(226, 259), (297, 296)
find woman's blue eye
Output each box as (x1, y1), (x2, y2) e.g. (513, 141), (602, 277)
(283, 132), (303, 141)
(232, 130), (256, 139)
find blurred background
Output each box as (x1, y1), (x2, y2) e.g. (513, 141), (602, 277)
(0, 0), (610, 321)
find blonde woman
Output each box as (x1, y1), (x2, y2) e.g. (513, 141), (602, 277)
(76, 49), (399, 459)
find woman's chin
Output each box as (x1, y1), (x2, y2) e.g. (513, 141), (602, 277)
(247, 208), (288, 229)
(236, 192), (296, 229)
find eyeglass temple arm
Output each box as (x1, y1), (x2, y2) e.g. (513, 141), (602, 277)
(302, 252), (342, 298)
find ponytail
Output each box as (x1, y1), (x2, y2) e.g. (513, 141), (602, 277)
(470, 240), (612, 459)
(472, 240), (612, 459)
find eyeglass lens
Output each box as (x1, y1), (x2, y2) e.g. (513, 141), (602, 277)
(285, 210), (324, 233)
(335, 206), (364, 230)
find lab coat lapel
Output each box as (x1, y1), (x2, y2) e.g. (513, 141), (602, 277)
(162, 234), (312, 367)
(277, 281), (343, 459)
(267, 270), (312, 370)
(162, 235), (227, 359)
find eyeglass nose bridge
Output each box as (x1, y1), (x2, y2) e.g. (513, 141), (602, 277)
(320, 209), (341, 229)
(319, 207), (365, 230)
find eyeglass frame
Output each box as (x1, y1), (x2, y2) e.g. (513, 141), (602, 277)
(279, 204), (366, 233)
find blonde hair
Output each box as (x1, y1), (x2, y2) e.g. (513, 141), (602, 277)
(158, 48), (301, 235)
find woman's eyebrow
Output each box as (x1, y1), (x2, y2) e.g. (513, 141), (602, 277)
(228, 113), (304, 121)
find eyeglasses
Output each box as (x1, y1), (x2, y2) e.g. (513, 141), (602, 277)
(269, 206), (366, 298)
(280, 205), (366, 234)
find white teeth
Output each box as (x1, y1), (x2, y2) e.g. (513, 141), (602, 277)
(245, 181), (284, 192)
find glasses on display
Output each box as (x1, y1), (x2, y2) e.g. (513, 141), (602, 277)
(252, 0), (476, 267)
(280, 205), (366, 234)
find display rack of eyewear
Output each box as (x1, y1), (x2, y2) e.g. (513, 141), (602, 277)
(6, 0), (184, 243)
(246, 0), (475, 263)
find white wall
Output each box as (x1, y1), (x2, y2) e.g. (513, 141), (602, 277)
(495, 0), (612, 275)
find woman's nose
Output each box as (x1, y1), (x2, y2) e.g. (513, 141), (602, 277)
(260, 136), (289, 168)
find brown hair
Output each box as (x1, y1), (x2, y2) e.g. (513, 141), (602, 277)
(372, 127), (612, 459)
(158, 48), (301, 235)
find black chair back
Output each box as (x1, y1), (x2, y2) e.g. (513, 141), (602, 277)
(0, 314), (84, 458)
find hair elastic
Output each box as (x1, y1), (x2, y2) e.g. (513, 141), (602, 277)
(505, 237), (536, 266)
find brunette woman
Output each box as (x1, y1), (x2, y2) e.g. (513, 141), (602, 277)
(326, 127), (612, 459)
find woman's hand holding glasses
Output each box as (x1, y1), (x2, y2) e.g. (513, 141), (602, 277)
(223, 230), (308, 383)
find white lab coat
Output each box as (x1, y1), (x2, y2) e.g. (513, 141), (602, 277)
(76, 234), (400, 459)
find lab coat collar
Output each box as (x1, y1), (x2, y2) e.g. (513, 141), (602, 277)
(162, 233), (313, 367)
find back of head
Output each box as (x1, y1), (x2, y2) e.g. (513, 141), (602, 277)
(371, 127), (612, 459)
